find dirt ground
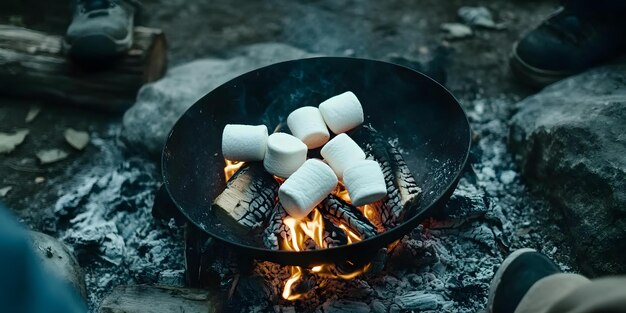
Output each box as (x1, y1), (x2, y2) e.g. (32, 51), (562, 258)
(0, 0), (565, 311)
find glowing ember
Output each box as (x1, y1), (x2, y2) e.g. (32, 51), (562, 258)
(223, 160), (244, 182)
(221, 161), (378, 301)
(280, 183), (377, 300)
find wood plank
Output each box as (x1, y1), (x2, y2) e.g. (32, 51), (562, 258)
(99, 285), (221, 313)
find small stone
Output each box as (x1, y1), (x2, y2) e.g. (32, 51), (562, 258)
(29, 231), (87, 300)
(0, 129), (29, 154)
(440, 23), (472, 39)
(0, 186), (12, 197)
(458, 6), (505, 30)
(499, 170), (516, 184)
(36, 149), (68, 164)
(25, 105), (41, 123)
(64, 128), (90, 150)
(158, 269), (186, 287)
(34, 176), (45, 183)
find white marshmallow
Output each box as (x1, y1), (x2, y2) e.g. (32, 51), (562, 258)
(343, 160), (387, 206)
(320, 133), (366, 178)
(263, 133), (308, 178)
(287, 106), (330, 149)
(221, 124), (268, 161)
(319, 91), (364, 134)
(279, 159), (338, 219)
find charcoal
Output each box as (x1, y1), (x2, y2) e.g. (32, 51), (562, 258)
(350, 125), (422, 228)
(213, 162), (279, 234)
(321, 214), (348, 248)
(320, 195), (378, 239)
(263, 203), (291, 250)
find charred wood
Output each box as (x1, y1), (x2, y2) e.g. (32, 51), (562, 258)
(263, 203), (291, 250)
(350, 125), (422, 228)
(213, 162), (278, 234)
(320, 195), (378, 239)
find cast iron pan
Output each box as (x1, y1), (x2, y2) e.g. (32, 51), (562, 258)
(160, 57), (470, 268)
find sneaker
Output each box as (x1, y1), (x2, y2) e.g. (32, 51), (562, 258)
(510, 6), (626, 87)
(64, 0), (139, 61)
(487, 248), (562, 313)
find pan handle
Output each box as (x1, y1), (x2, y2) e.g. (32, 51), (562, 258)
(152, 184), (185, 224)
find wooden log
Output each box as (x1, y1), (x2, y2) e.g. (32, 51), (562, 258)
(0, 25), (166, 112)
(99, 285), (221, 313)
(320, 195), (378, 239)
(213, 162), (279, 234)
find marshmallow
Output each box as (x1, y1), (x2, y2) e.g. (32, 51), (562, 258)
(320, 133), (366, 178)
(287, 106), (330, 149)
(343, 160), (387, 206)
(222, 124), (268, 161)
(263, 133), (307, 178)
(279, 159), (338, 219)
(319, 91), (364, 134)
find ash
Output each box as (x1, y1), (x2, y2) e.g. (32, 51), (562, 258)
(48, 97), (572, 312)
(50, 126), (185, 310)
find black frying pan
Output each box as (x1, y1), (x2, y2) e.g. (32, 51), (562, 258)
(160, 57), (470, 268)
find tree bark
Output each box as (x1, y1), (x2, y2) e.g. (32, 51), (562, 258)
(0, 25), (166, 112)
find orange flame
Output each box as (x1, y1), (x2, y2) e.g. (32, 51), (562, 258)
(280, 185), (376, 301)
(221, 162), (378, 301)
(223, 160), (244, 182)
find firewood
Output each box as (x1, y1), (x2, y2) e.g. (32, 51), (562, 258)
(213, 162), (279, 234)
(320, 195), (378, 239)
(98, 285), (221, 313)
(321, 214), (348, 248)
(0, 25), (166, 112)
(263, 203), (291, 250)
(350, 125), (422, 228)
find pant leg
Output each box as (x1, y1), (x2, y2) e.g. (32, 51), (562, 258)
(0, 203), (86, 313)
(515, 273), (626, 313)
(515, 273), (591, 313)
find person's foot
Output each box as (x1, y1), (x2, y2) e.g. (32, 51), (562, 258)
(510, 6), (626, 87)
(64, 0), (138, 62)
(487, 248), (562, 313)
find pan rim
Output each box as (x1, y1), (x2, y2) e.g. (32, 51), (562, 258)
(161, 56), (472, 263)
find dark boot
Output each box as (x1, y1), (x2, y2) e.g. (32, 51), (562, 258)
(510, 3), (626, 87)
(64, 0), (140, 62)
(487, 248), (562, 313)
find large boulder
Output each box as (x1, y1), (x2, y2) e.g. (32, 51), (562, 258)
(509, 61), (626, 275)
(121, 43), (315, 157)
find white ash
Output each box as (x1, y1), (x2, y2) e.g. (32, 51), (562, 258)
(49, 127), (184, 310)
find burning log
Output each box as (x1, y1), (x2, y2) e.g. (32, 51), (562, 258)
(263, 203), (291, 250)
(320, 195), (378, 239)
(213, 162), (279, 234)
(350, 125), (422, 228)
(321, 214), (348, 248)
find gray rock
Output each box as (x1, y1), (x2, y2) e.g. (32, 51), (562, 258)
(122, 43), (316, 157)
(440, 23), (472, 39)
(509, 61), (626, 275)
(29, 231), (87, 300)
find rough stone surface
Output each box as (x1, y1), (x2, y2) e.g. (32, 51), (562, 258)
(121, 43), (315, 156)
(510, 61), (626, 275)
(29, 231), (87, 301)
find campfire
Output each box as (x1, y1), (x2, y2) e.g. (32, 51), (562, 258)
(218, 119), (422, 300)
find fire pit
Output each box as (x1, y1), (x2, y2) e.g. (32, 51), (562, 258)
(156, 57), (470, 300)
